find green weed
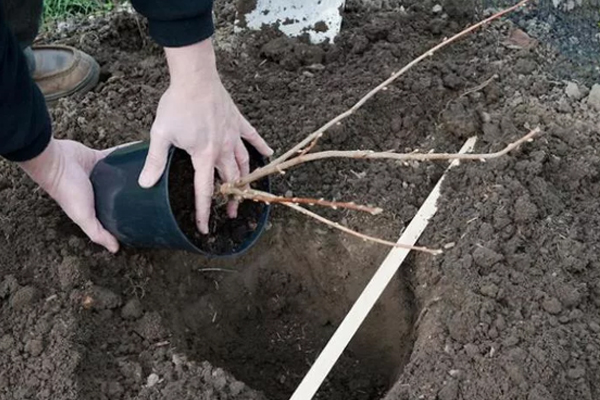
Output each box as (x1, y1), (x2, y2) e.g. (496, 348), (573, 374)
(43, 0), (114, 21)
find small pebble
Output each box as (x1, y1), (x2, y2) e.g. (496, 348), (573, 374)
(565, 82), (583, 100)
(146, 373), (160, 388)
(587, 84), (600, 111)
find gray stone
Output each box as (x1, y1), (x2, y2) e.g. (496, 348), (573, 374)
(586, 84), (600, 111)
(565, 82), (583, 100)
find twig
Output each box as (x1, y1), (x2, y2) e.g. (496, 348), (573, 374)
(245, 0), (531, 182)
(196, 268), (235, 273)
(438, 74), (499, 119)
(459, 74), (499, 99)
(414, 296), (442, 328)
(298, 133), (324, 157)
(236, 127), (540, 186)
(224, 187), (383, 215)
(283, 202), (442, 255)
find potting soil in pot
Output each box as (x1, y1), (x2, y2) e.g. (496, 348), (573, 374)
(168, 148), (269, 255)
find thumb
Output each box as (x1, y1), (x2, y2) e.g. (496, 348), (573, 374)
(138, 137), (170, 188)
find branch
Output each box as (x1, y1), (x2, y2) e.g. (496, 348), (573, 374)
(236, 127), (540, 186)
(223, 187), (383, 215)
(243, 0), (531, 183)
(283, 202), (442, 255)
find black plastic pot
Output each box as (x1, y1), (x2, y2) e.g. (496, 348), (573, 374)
(90, 141), (271, 257)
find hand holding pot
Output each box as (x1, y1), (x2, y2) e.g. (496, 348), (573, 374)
(18, 138), (120, 253)
(137, 39), (273, 235)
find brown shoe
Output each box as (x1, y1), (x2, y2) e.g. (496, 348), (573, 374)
(31, 45), (100, 104)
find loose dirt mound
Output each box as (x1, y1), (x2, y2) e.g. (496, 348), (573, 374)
(1, 3), (599, 400)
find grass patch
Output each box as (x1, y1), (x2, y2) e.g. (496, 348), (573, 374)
(43, 0), (114, 21)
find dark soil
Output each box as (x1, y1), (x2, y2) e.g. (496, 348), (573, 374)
(1, 2), (599, 400)
(168, 147), (269, 255)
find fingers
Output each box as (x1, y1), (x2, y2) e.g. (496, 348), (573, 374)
(216, 152), (241, 219)
(138, 136), (170, 188)
(232, 141), (251, 217)
(235, 140), (250, 178)
(239, 117), (274, 157)
(191, 157), (215, 234)
(65, 200), (120, 253)
(79, 218), (120, 254)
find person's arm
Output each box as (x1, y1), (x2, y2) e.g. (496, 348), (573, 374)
(129, 0), (214, 48)
(0, 6), (118, 253)
(0, 4), (51, 162)
(131, 0), (273, 234)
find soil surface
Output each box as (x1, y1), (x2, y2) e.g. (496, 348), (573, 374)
(1, 2), (599, 400)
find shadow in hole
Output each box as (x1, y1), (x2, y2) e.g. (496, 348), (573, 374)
(142, 218), (417, 400)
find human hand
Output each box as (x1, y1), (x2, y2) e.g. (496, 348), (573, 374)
(137, 38), (273, 234)
(18, 138), (119, 253)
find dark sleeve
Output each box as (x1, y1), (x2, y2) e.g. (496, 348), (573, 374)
(0, 5), (51, 162)
(130, 0), (214, 48)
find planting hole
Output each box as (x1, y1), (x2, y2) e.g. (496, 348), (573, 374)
(146, 221), (417, 399)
